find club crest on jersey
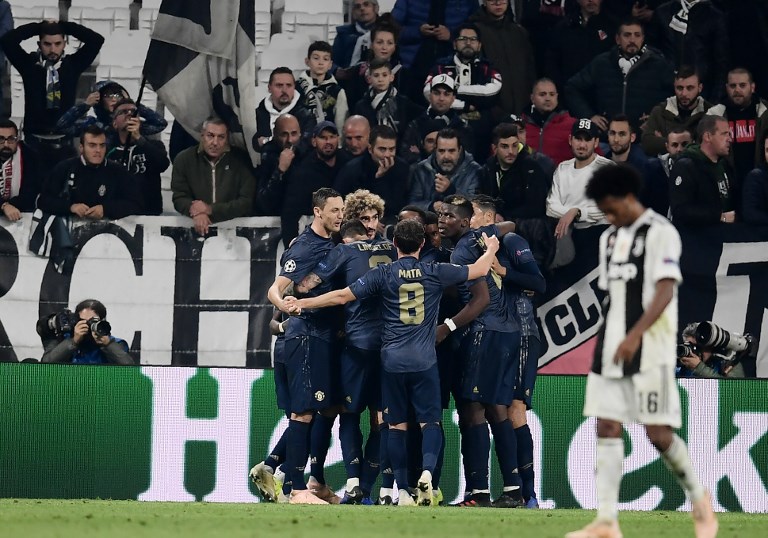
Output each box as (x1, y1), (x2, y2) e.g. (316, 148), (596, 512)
(631, 236), (645, 258)
(314, 390), (325, 401)
(675, 176), (682, 186)
(283, 259), (296, 273)
(98, 184), (107, 197)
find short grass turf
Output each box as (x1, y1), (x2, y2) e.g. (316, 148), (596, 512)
(0, 500), (765, 538)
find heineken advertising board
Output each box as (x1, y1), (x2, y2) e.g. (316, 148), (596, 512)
(1, 365), (766, 512)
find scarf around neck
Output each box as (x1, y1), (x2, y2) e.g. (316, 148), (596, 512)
(618, 44), (648, 76)
(670, 0), (702, 35)
(37, 51), (64, 110)
(1, 149), (23, 201)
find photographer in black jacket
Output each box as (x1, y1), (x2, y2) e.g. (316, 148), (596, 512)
(38, 299), (134, 365)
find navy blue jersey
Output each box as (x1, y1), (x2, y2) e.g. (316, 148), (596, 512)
(279, 227), (337, 341)
(421, 244), (451, 264)
(349, 256), (468, 373)
(451, 225), (513, 333)
(498, 233), (545, 338)
(313, 238), (397, 350)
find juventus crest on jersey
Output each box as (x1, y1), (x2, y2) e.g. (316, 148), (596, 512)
(593, 209), (683, 378)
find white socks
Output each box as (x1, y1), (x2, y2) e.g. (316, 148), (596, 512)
(596, 437), (624, 522)
(661, 434), (705, 502)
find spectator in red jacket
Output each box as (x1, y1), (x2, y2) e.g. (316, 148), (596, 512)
(522, 78), (577, 165)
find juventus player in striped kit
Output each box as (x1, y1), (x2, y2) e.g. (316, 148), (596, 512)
(567, 164), (717, 538)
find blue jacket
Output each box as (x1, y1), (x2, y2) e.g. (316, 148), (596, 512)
(408, 150), (481, 210)
(391, 0), (479, 68)
(332, 22), (370, 69)
(742, 166), (768, 225)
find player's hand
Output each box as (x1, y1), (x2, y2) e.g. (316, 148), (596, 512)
(72, 319), (89, 344)
(679, 354), (701, 370)
(554, 209), (579, 239)
(283, 296), (302, 315)
(491, 257), (506, 277)
(193, 213), (212, 235)
(70, 203), (89, 218)
(481, 232), (499, 255)
(434, 173), (451, 193)
(85, 91), (100, 106)
(376, 156), (395, 178)
(85, 204), (104, 219)
(435, 324), (451, 345)
(2, 202), (21, 221)
(613, 331), (641, 365)
(278, 146), (295, 173)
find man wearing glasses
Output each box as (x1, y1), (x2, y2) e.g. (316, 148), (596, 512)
(0, 119), (42, 221)
(333, 0), (380, 69)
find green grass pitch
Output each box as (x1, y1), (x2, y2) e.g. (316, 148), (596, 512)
(1, 500), (766, 538)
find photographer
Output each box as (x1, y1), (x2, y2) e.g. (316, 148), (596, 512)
(677, 322), (746, 379)
(38, 299), (134, 365)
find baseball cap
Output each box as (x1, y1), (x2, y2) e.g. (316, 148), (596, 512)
(571, 118), (599, 138)
(507, 114), (525, 127)
(313, 120), (338, 137)
(430, 74), (456, 92)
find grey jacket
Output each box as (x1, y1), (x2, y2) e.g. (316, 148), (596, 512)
(408, 150), (481, 211)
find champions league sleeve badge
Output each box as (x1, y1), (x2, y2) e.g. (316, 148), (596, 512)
(283, 259), (297, 273)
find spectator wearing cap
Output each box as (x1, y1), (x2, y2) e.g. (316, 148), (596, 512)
(564, 18), (674, 132)
(522, 78), (577, 166)
(56, 80), (167, 138)
(334, 124), (409, 225)
(408, 127), (481, 211)
(333, 0), (380, 69)
(478, 122), (551, 220)
(469, 0), (537, 116)
(400, 73), (473, 163)
(278, 121), (350, 246)
(254, 67), (316, 150)
(546, 118), (613, 238)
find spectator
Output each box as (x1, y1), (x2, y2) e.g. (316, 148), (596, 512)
(677, 322), (746, 378)
(648, 0), (727, 103)
(37, 124), (143, 220)
(605, 114), (648, 170)
(171, 117), (255, 235)
(409, 127), (481, 211)
(522, 78), (577, 165)
(722, 0), (768, 102)
(669, 115), (739, 225)
(56, 80), (167, 138)
(469, 0), (537, 116)
(742, 131), (768, 226)
(507, 113), (555, 179)
(706, 68), (768, 184)
(545, 0), (618, 99)
(546, 118), (613, 238)
(39, 299), (134, 365)
(400, 74), (472, 163)
(518, 0), (569, 76)
(297, 41), (348, 128)
(391, 0), (479, 102)
(336, 14), (403, 112)
(334, 124), (410, 225)
(353, 58), (421, 140)
(0, 2), (13, 112)
(106, 98), (170, 216)
(640, 66), (711, 156)
(254, 67), (315, 150)
(1, 20), (104, 166)
(333, 0), (380, 69)
(278, 121), (350, 246)
(478, 123), (550, 220)
(645, 127), (693, 216)
(0, 119), (42, 220)
(256, 114), (307, 215)
(565, 18), (674, 132)
(341, 115), (371, 159)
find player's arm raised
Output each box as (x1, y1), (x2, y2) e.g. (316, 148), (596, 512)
(466, 232), (499, 280)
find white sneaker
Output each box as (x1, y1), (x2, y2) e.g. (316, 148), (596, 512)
(416, 470), (434, 506)
(397, 489), (416, 506)
(249, 462), (276, 502)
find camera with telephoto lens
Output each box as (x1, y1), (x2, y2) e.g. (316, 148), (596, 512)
(36, 309), (81, 339)
(87, 318), (111, 338)
(694, 321), (752, 355)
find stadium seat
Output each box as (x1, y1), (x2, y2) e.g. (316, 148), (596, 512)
(257, 33), (311, 86)
(254, 0), (272, 55)
(138, 0), (162, 32)
(68, 0), (131, 55)
(280, 0), (344, 44)
(11, 3), (61, 31)
(377, 0), (397, 13)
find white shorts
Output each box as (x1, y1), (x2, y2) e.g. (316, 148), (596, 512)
(583, 367), (681, 428)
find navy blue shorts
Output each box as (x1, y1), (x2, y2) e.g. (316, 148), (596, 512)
(341, 344), (381, 413)
(459, 329), (519, 405)
(284, 335), (339, 413)
(513, 334), (540, 409)
(382, 364), (441, 425)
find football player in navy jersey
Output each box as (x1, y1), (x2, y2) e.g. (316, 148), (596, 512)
(438, 194), (523, 508)
(267, 187), (344, 505)
(471, 194), (546, 509)
(294, 190), (397, 504)
(284, 219), (499, 507)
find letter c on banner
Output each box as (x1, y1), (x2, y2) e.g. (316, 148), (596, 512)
(0, 225), (18, 298)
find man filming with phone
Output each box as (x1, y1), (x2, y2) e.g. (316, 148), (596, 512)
(38, 299), (134, 365)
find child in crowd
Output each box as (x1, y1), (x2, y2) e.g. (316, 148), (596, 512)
(297, 41), (348, 129)
(353, 58), (420, 142)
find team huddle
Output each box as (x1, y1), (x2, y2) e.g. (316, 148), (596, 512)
(254, 186), (542, 508)
(251, 166), (718, 538)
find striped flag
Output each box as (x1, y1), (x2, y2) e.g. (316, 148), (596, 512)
(143, 0), (258, 164)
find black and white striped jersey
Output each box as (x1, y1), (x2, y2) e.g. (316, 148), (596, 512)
(593, 209), (683, 378)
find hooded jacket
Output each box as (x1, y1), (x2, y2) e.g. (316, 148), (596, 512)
(254, 94), (316, 149)
(106, 132), (170, 216)
(523, 108), (577, 165)
(641, 95), (711, 156)
(408, 150), (481, 210)
(669, 143), (740, 225)
(297, 71), (349, 129)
